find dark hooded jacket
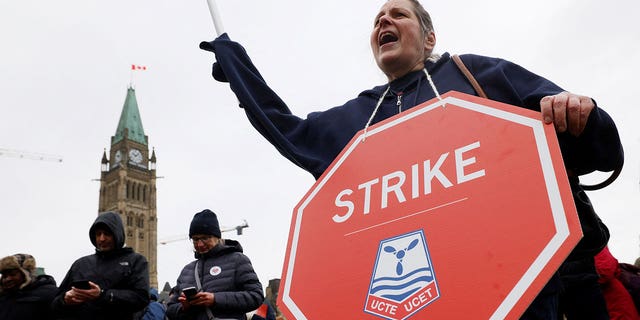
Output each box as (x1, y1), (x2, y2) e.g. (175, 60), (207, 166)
(51, 211), (150, 320)
(166, 239), (263, 320)
(0, 274), (58, 320)
(200, 34), (623, 181)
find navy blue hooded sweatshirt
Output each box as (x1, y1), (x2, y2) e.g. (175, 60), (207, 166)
(200, 34), (623, 181)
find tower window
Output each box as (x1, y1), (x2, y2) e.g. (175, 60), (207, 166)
(132, 182), (137, 200)
(137, 216), (144, 228)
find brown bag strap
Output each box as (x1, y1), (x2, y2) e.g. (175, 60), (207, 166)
(452, 54), (488, 99)
(452, 54), (621, 190)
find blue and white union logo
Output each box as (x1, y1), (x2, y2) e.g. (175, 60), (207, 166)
(364, 230), (439, 320)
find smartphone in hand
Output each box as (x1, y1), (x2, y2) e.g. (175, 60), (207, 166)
(71, 280), (91, 290)
(182, 286), (198, 300)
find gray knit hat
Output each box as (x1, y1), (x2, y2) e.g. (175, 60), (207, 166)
(0, 253), (37, 289)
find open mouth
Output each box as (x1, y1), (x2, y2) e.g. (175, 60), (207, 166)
(379, 32), (398, 46)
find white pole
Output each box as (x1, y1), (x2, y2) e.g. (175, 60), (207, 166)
(206, 0), (225, 36)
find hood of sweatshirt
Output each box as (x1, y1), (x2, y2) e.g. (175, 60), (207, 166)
(89, 211), (126, 251)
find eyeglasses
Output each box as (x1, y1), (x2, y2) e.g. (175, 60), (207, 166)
(191, 236), (213, 244)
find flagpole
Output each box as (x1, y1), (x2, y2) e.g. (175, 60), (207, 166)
(206, 0), (225, 36)
(129, 65), (134, 88)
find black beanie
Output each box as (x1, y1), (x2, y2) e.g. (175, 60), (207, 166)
(189, 209), (221, 238)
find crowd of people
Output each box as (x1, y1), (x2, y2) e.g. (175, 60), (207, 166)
(2, 218), (639, 319)
(1, 210), (273, 320)
(1, 0), (638, 319)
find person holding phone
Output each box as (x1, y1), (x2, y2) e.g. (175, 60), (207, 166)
(51, 211), (150, 320)
(166, 209), (264, 320)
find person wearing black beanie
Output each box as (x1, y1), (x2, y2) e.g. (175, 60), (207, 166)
(167, 209), (264, 320)
(189, 209), (222, 239)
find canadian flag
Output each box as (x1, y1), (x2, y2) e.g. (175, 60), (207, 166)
(131, 64), (147, 71)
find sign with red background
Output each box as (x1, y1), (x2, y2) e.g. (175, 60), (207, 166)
(277, 91), (581, 319)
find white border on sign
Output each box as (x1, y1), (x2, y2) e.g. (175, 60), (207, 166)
(282, 95), (569, 320)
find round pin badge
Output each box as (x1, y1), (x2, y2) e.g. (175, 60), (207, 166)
(210, 266), (222, 276)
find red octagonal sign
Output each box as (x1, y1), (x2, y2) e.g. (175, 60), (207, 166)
(277, 91), (582, 319)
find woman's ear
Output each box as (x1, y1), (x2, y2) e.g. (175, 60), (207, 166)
(424, 31), (436, 52)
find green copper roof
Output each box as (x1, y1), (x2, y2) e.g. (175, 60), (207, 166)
(113, 87), (147, 145)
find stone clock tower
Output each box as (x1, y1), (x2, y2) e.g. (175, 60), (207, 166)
(98, 86), (158, 288)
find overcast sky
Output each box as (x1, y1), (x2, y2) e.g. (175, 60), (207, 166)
(1, 0), (639, 291)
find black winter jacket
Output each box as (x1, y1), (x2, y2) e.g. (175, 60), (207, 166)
(0, 274), (58, 320)
(166, 239), (263, 320)
(51, 211), (150, 320)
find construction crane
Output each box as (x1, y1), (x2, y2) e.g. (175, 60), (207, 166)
(159, 220), (249, 245)
(0, 148), (63, 163)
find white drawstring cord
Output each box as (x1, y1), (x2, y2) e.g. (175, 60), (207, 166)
(423, 68), (445, 108)
(362, 85), (390, 142)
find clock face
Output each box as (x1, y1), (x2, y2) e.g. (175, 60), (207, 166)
(129, 149), (143, 164)
(114, 150), (122, 163)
